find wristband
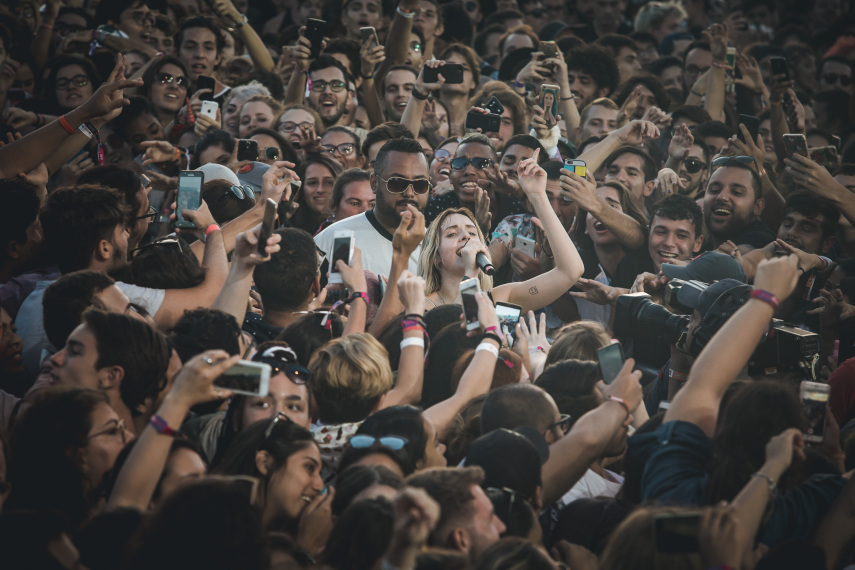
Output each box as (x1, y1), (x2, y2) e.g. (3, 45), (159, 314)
(750, 289), (779, 311)
(560, 94), (575, 101)
(348, 291), (369, 305)
(691, 89), (704, 97)
(173, 146), (181, 162)
(150, 414), (177, 436)
(758, 167), (766, 177)
(59, 114), (76, 135)
(607, 395), (631, 417)
(205, 224), (221, 237)
(411, 86), (429, 100)
(483, 325), (505, 344)
(361, 72), (375, 80)
(712, 60), (726, 68)
(476, 341), (500, 357)
(396, 5), (415, 17)
(669, 369), (688, 382)
(751, 471), (777, 493)
(400, 337), (425, 350)
(233, 13), (248, 29)
(817, 256), (831, 271)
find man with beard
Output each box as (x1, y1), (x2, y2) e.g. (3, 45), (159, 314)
(702, 157), (774, 253)
(315, 138), (429, 276)
(307, 56), (354, 129)
(664, 123), (710, 200)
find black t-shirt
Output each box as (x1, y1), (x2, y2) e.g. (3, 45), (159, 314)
(242, 312), (283, 343)
(612, 244), (656, 289)
(704, 218), (776, 252)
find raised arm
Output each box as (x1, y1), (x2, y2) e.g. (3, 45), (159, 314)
(336, 247), (369, 335)
(785, 152), (855, 227)
(358, 37), (387, 129)
(381, 273), (427, 408)
(108, 351), (241, 510)
(559, 169), (645, 250)
(665, 255), (800, 436)
(373, 0), (418, 80)
(400, 61), (446, 138)
(493, 150), (584, 313)
(284, 28), (316, 106)
(577, 119), (660, 175)
(424, 292), (499, 438)
(702, 23), (729, 123)
(211, 0), (275, 72)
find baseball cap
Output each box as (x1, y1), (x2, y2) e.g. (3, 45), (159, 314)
(195, 163), (240, 186)
(236, 161), (270, 194)
(661, 251), (747, 283)
(464, 428), (548, 498)
(676, 278), (751, 316)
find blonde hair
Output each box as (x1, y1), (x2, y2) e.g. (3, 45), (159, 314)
(308, 333), (394, 424)
(419, 208), (492, 295)
(240, 95), (283, 123)
(277, 103), (325, 136)
(545, 321), (611, 366)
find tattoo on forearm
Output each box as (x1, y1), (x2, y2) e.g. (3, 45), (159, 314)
(529, 286), (538, 295)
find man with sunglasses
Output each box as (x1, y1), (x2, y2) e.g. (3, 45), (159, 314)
(817, 56), (853, 95)
(315, 138), (429, 276)
(664, 124), (710, 200)
(306, 57), (354, 129)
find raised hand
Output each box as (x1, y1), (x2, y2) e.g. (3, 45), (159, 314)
(698, 504), (744, 570)
(336, 246), (368, 293)
(482, 163), (523, 199)
(753, 254), (800, 301)
(668, 123), (694, 161)
(733, 51), (764, 94)
(617, 85), (643, 124)
(294, 27), (319, 72)
(517, 147), (546, 197)
(388, 487), (440, 550)
(784, 152), (843, 202)
(392, 205), (426, 257)
(233, 223), (283, 271)
(641, 106), (672, 131)
(655, 167), (686, 196)
(78, 54), (142, 123)
(615, 119), (660, 145)
(569, 278), (620, 305)
(773, 239), (823, 273)
(702, 22), (730, 63)
(416, 59), (446, 94)
(1, 107), (38, 130)
(360, 37), (385, 79)
(516, 52), (552, 85)
(473, 186), (492, 232)
(140, 140), (180, 166)
(602, 357), (643, 413)
(397, 271), (427, 316)
(168, 350), (240, 407)
(559, 168), (598, 211)
(261, 160), (299, 204)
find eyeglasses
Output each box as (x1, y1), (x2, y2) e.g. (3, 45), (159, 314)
(88, 419), (129, 444)
(434, 148), (451, 163)
(450, 157), (494, 171)
(226, 185), (255, 201)
(486, 486), (522, 522)
(410, 42), (422, 53)
(253, 345), (310, 385)
(546, 413), (572, 435)
(279, 121), (313, 133)
(56, 74), (90, 90)
(131, 236), (185, 255)
(135, 205), (157, 223)
(322, 143), (356, 156)
(378, 175), (432, 194)
(683, 157), (706, 173)
(310, 80), (347, 93)
(824, 73), (851, 86)
(349, 434), (408, 451)
(155, 72), (189, 88)
(711, 155), (755, 168)
(131, 10), (156, 27)
(262, 412), (294, 444)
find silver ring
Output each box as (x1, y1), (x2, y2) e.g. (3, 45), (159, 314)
(215, 389), (223, 398)
(203, 356), (215, 365)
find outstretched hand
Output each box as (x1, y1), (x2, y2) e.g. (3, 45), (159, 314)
(517, 148), (546, 196)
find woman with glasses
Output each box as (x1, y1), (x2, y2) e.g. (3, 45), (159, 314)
(420, 150), (584, 314)
(42, 55), (101, 117)
(320, 126), (362, 170)
(248, 127), (297, 166)
(140, 56), (190, 128)
(290, 154), (344, 234)
(276, 104), (325, 157)
(6, 388), (133, 528)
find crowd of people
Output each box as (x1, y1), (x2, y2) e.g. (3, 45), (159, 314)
(2, 0), (855, 568)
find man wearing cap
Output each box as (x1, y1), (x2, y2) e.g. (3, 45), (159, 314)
(702, 157), (775, 253)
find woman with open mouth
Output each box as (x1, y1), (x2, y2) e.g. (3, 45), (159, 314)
(140, 57), (191, 129)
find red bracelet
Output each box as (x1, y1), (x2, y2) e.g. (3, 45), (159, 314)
(348, 291), (369, 305)
(150, 414), (177, 436)
(750, 289), (779, 310)
(205, 224), (220, 237)
(58, 114), (76, 135)
(484, 325), (505, 344)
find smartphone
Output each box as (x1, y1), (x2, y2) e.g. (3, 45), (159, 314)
(725, 46), (736, 69)
(540, 41), (558, 59)
(783, 133), (809, 158)
(495, 301), (522, 330)
(540, 83), (559, 118)
(483, 95), (504, 115)
(258, 198), (277, 255)
(810, 145), (839, 169)
(800, 380), (830, 444)
(597, 341), (624, 385)
(460, 278), (481, 331)
(305, 19), (326, 59)
(214, 360), (271, 397)
(200, 100), (219, 120)
(514, 234), (538, 258)
(360, 26), (379, 49)
(770, 57), (790, 81)
(237, 139), (259, 162)
(175, 170), (204, 229)
(465, 110), (501, 132)
(563, 159), (587, 178)
(196, 74), (215, 101)
(737, 114), (760, 144)
(653, 512), (703, 553)
(329, 230), (354, 285)
(424, 63), (464, 84)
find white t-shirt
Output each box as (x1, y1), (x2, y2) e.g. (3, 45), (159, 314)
(314, 210), (422, 278)
(559, 467), (624, 506)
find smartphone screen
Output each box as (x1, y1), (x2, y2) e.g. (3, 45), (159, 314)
(331, 235), (352, 274)
(597, 342), (624, 385)
(495, 302), (522, 337)
(214, 361), (271, 397)
(540, 84), (559, 118)
(258, 198), (277, 255)
(305, 19), (326, 59)
(197, 75), (215, 100)
(176, 171), (203, 228)
(738, 114), (760, 144)
(237, 139), (258, 162)
(801, 381), (829, 443)
(783, 134), (809, 158)
(654, 513), (702, 553)
(460, 281), (480, 328)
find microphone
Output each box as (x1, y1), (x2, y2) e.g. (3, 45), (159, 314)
(476, 252), (495, 276)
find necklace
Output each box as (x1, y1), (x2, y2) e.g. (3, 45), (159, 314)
(436, 292), (447, 305)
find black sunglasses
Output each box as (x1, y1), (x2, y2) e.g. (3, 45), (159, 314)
(253, 346), (309, 385)
(824, 73), (851, 86)
(683, 157), (706, 173)
(711, 155), (755, 168)
(451, 157), (493, 171)
(378, 175), (432, 195)
(155, 72), (188, 88)
(262, 412), (293, 444)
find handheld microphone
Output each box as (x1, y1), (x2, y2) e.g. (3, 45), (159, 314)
(476, 252), (495, 276)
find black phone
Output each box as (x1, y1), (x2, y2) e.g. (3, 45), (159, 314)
(783, 133), (809, 158)
(360, 26), (379, 49)
(237, 139), (259, 162)
(424, 63), (464, 84)
(465, 110), (501, 133)
(597, 342), (624, 385)
(176, 170), (204, 229)
(305, 18), (326, 59)
(653, 512), (702, 553)
(258, 198), (277, 255)
(196, 75), (215, 101)
(484, 96), (504, 115)
(540, 41), (558, 59)
(737, 114), (760, 144)
(770, 57), (790, 81)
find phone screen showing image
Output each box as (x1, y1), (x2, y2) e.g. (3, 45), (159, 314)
(176, 172), (203, 227)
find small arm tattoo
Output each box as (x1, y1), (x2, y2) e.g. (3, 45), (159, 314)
(529, 286), (538, 295)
